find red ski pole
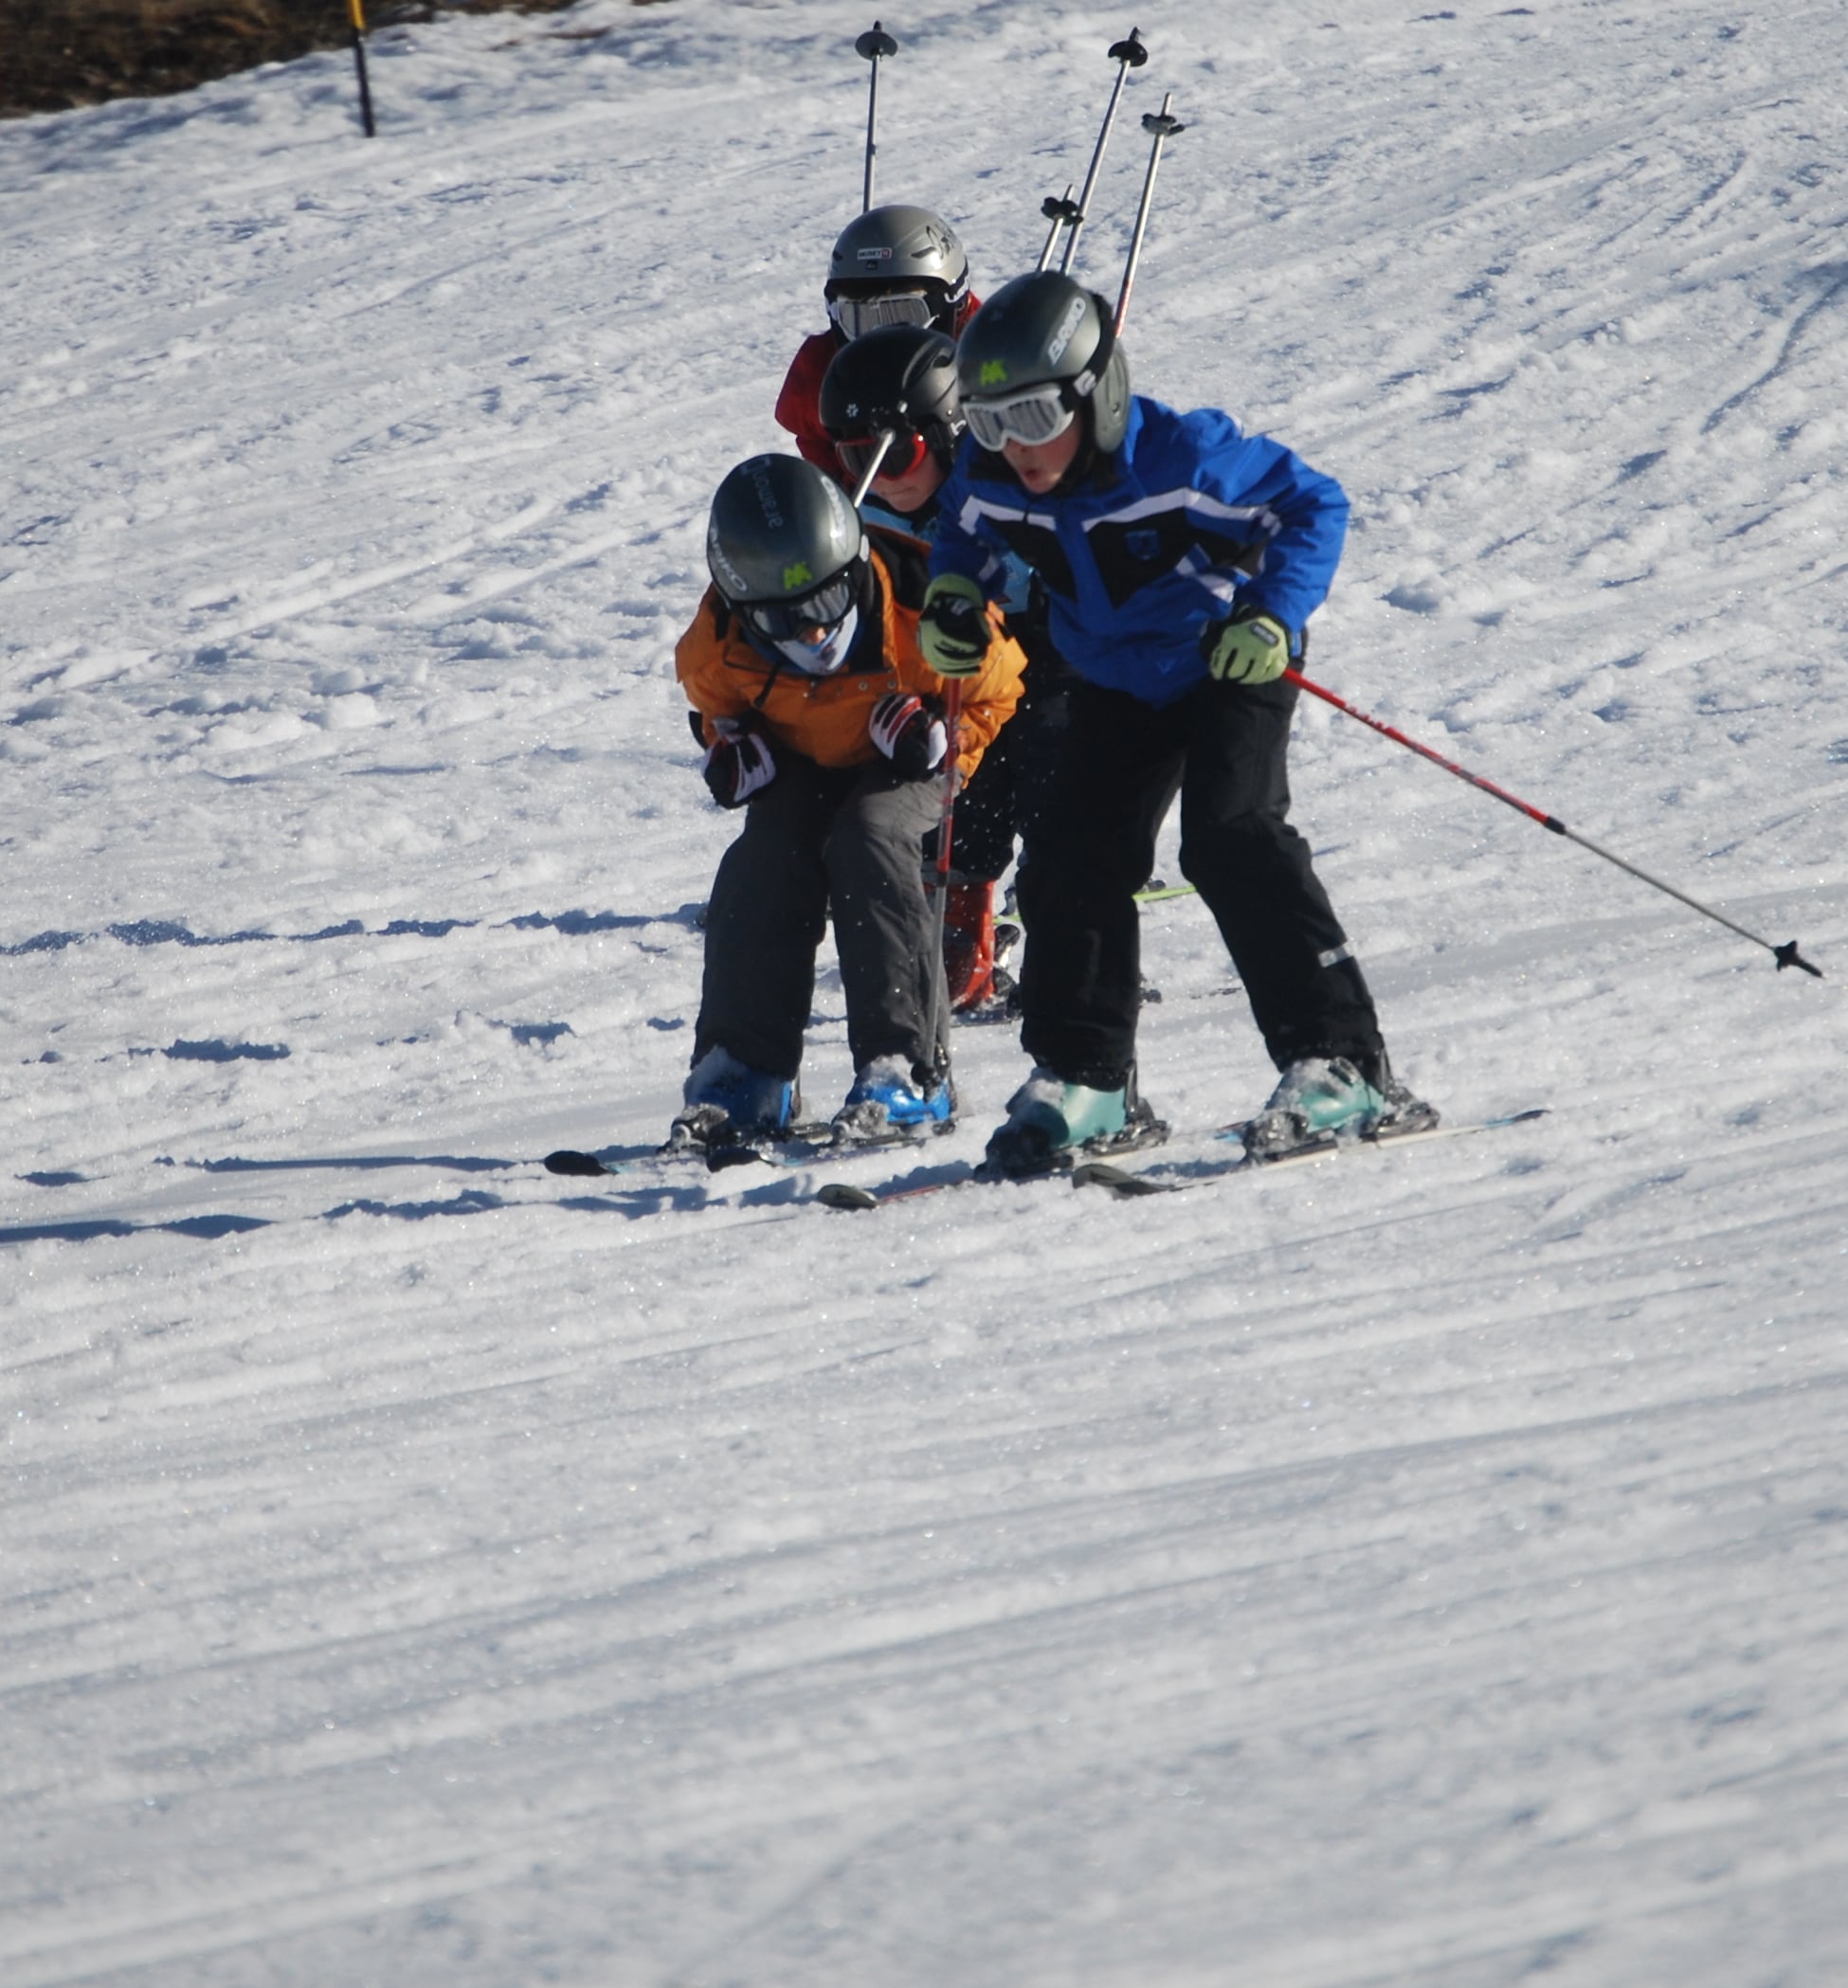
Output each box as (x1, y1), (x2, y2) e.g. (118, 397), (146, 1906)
(1283, 666), (1822, 976)
(933, 682), (965, 945)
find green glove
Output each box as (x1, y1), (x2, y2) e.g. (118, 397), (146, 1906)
(917, 572), (992, 678)
(1203, 608), (1291, 686)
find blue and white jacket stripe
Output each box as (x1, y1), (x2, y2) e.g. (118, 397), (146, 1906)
(930, 395), (1349, 708)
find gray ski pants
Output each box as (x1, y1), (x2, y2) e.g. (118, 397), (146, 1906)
(694, 752), (949, 1086)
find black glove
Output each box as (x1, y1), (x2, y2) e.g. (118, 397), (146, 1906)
(700, 716), (776, 808)
(868, 691), (949, 782)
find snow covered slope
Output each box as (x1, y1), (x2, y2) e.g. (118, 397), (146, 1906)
(4, 3), (1846, 1982)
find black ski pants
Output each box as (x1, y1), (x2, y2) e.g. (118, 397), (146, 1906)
(696, 751), (949, 1086)
(1016, 675), (1386, 1091)
(925, 681), (1072, 885)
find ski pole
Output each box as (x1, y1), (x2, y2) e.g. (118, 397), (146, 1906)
(1114, 95), (1185, 335)
(1058, 27), (1149, 275)
(848, 429), (898, 508)
(347, 0), (375, 137)
(839, 425), (963, 954)
(1283, 666), (1824, 977)
(933, 683), (965, 951)
(856, 21), (898, 213)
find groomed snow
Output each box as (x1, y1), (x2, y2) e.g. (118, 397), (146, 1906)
(4, 3), (1846, 1982)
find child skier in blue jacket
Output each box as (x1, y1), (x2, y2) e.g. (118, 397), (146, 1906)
(917, 270), (1428, 1175)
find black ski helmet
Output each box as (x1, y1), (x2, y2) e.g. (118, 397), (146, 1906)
(818, 325), (967, 472)
(955, 270), (1133, 454)
(705, 456), (867, 625)
(824, 204), (969, 337)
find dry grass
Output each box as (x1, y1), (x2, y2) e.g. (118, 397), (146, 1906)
(0, 0), (631, 120)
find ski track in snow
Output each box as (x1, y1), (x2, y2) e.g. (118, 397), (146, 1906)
(5, 3), (1848, 1984)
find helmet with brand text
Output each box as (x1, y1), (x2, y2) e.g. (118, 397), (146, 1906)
(705, 455), (868, 640)
(818, 325), (966, 484)
(824, 204), (970, 341)
(955, 270), (1132, 456)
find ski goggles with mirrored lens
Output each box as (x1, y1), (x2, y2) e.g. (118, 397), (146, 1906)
(834, 428), (931, 484)
(736, 568), (860, 641)
(963, 383), (1077, 452)
(827, 289), (936, 340)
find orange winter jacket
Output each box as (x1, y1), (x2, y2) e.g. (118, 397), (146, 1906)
(675, 536), (1024, 786)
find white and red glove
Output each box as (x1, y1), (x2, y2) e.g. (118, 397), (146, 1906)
(868, 691), (948, 782)
(701, 716), (776, 808)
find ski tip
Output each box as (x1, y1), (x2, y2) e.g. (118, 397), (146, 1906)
(543, 1149), (608, 1178)
(817, 1182), (880, 1211)
(1071, 1160), (1172, 1196)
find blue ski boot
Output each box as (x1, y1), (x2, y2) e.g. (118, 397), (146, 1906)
(831, 1056), (955, 1144)
(668, 1045), (799, 1152)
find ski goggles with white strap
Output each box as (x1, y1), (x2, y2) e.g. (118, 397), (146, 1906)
(962, 383), (1077, 453)
(826, 288), (937, 341)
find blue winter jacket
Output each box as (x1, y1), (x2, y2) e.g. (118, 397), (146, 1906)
(860, 492), (1037, 618)
(931, 395), (1349, 708)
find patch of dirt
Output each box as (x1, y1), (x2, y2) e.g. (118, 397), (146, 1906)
(0, 0), (661, 120)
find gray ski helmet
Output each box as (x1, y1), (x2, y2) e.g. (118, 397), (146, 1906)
(705, 454), (867, 610)
(956, 270), (1132, 454)
(824, 204), (969, 333)
(818, 325), (966, 468)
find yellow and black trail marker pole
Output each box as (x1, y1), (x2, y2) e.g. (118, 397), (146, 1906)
(348, 0), (377, 137)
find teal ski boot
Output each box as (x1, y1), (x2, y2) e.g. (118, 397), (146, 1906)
(1241, 1055), (1434, 1161)
(983, 1066), (1166, 1178)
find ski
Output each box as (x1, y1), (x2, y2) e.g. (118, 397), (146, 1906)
(1072, 1107), (1549, 1197)
(544, 1148), (636, 1178)
(543, 1118), (952, 1180)
(709, 1118), (959, 1172)
(813, 1117), (1170, 1211)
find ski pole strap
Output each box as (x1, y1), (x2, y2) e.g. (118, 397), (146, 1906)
(1281, 667), (1823, 978)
